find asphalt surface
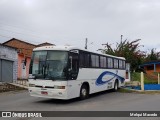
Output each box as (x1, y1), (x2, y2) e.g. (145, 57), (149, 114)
(0, 90), (160, 120)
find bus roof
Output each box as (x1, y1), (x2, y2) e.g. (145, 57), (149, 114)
(33, 45), (125, 60)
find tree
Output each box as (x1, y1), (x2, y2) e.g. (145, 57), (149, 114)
(145, 48), (160, 62)
(101, 39), (145, 71)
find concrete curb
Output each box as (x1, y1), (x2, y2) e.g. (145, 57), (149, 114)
(121, 87), (160, 94)
(8, 83), (28, 89)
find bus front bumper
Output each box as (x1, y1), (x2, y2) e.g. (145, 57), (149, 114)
(28, 87), (69, 99)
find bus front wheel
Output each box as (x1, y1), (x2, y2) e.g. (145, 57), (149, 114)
(80, 84), (89, 100)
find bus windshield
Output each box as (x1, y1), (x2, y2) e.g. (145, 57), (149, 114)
(29, 51), (68, 80)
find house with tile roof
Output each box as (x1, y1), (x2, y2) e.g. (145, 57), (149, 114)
(140, 61), (160, 74)
(3, 38), (54, 79)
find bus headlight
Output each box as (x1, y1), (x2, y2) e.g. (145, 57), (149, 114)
(54, 85), (65, 89)
(29, 84), (35, 87)
(28, 74), (35, 79)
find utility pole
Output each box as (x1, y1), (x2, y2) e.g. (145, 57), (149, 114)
(85, 38), (88, 49)
(141, 72), (144, 91)
(121, 35), (123, 41)
(158, 73), (160, 84)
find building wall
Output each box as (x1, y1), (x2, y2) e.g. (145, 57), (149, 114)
(26, 57), (31, 78)
(0, 45), (18, 81)
(18, 55), (23, 79)
(18, 55), (31, 79)
(155, 64), (160, 72)
(144, 64), (160, 74)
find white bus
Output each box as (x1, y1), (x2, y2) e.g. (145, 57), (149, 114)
(28, 45), (126, 100)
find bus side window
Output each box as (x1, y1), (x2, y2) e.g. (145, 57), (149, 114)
(79, 51), (90, 68)
(68, 52), (79, 80)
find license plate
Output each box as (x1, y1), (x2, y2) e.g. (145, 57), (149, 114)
(41, 91), (48, 95)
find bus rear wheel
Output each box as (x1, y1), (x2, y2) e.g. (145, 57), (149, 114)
(113, 80), (119, 92)
(80, 84), (89, 100)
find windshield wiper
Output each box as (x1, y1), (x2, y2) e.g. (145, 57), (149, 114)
(44, 76), (55, 80)
(50, 77), (55, 81)
(34, 75), (37, 80)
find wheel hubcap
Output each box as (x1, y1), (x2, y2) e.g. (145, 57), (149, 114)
(82, 88), (87, 96)
(115, 83), (118, 90)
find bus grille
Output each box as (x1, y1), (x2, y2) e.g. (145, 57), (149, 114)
(35, 85), (54, 89)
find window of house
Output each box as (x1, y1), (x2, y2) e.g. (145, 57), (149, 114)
(147, 65), (154, 70)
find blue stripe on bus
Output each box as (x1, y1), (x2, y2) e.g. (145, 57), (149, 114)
(95, 71), (125, 86)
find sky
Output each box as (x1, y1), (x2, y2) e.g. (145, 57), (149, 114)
(0, 0), (160, 52)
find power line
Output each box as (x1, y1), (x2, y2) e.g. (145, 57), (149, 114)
(0, 21), (43, 35)
(0, 26), (83, 44)
(0, 22), (84, 43)
(0, 21), (59, 42)
(0, 28), (61, 45)
(0, 33), (40, 44)
(0, 21), (87, 45)
(0, 23), (51, 40)
(0, 34), (11, 38)
(0, 27), (50, 41)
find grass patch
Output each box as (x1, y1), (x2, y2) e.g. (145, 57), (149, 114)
(118, 88), (133, 93)
(131, 72), (158, 84)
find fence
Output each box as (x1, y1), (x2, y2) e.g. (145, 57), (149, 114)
(127, 72), (160, 91)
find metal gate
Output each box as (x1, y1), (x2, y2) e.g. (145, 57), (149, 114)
(0, 59), (13, 83)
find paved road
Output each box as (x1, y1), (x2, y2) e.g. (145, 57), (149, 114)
(0, 90), (160, 120)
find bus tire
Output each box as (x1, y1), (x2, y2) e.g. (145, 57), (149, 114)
(113, 80), (119, 92)
(80, 84), (89, 100)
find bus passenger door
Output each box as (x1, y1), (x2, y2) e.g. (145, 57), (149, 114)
(68, 52), (79, 80)
(67, 51), (80, 98)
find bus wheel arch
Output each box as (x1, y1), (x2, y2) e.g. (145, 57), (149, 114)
(79, 82), (90, 100)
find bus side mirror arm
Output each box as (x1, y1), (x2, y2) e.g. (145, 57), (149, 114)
(69, 56), (73, 70)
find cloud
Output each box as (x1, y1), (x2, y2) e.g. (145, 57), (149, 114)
(0, 0), (160, 52)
